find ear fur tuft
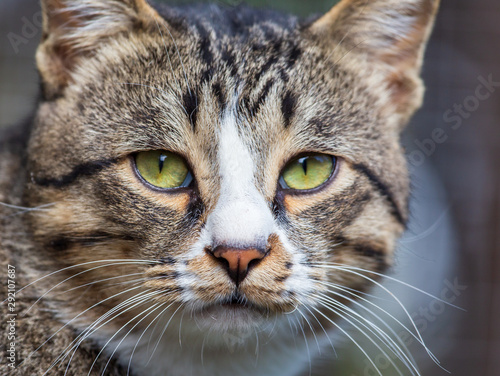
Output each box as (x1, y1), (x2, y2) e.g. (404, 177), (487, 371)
(37, 0), (162, 99)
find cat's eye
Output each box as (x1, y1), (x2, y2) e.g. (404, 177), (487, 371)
(135, 150), (193, 189)
(279, 154), (336, 191)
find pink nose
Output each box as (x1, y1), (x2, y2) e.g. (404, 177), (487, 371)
(209, 246), (267, 286)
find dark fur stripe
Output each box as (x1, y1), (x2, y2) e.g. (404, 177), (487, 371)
(212, 82), (225, 111)
(48, 232), (134, 252)
(183, 91), (199, 129)
(288, 43), (302, 66)
(195, 23), (213, 66)
(353, 163), (406, 225)
(221, 48), (238, 77)
(34, 159), (116, 188)
(281, 91), (297, 128)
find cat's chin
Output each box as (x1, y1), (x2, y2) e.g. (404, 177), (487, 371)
(192, 302), (270, 333)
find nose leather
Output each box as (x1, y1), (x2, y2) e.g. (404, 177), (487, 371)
(210, 246), (267, 286)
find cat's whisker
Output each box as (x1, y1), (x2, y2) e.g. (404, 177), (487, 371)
(315, 263), (460, 371)
(315, 262), (463, 310)
(295, 306), (322, 355)
(254, 326), (260, 362)
(286, 311), (300, 338)
(200, 333), (207, 369)
(147, 294), (186, 352)
(314, 293), (418, 376)
(301, 304), (338, 358)
(55, 272), (145, 295)
(60, 291), (164, 376)
(93, 302), (165, 376)
(127, 302), (176, 376)
(178, 307), (187, 348)
(310, 305), (384, 376)
(323, 295), (419, 376)
(295, 307), (313, 376)
(323, 280), (391, 302)
(400, 206), (451, 243)
(12, 259), (157, 298)
(312, 263), (446, 369)
(146, 302), (185, 365)
(95, 277), (151, 290)
(0, 201), (55, 218)
(317, 280), (427, 349)
(19, 285), (148, 371)
(314, 297), (410, 376)
(273, 311), (281, 338)
(24, 261), (154, 312)
(45, 289), (158, 375)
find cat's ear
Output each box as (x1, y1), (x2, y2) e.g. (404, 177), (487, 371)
(37, 0), (163, 99)
(309, 0), (440, 123)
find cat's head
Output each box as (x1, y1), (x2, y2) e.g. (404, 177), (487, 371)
(26, 0), (439, 338)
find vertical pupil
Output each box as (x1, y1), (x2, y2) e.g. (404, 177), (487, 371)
(158, 154), (167, 173)
(299, 157), (308, 175)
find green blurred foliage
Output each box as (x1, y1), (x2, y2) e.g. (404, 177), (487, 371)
(161, 0), (339, 17)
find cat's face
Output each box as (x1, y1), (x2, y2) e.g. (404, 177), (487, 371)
(26, 0), (438, 339)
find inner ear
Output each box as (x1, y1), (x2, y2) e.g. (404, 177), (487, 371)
(37, 0), (164, 99)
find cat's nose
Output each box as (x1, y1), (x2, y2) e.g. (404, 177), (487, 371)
(208, 245), (268, 286)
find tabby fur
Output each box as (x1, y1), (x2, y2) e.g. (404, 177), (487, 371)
(1, 0), (439, 375)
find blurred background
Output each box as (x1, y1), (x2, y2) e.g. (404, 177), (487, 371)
(0, 0), (498, 375)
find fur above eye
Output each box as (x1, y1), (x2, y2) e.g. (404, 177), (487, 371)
(134, 150), (193, 189)
(279, 154), (336, 191)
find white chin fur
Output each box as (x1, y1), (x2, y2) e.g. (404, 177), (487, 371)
(189, 304), (268, 334)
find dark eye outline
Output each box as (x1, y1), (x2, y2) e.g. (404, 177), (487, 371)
(278, 153), (338, 195)
(131, 151), (195, 193)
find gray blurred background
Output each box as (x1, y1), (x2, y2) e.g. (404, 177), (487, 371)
(1, 0), (499, 375)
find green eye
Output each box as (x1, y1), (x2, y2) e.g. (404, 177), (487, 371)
(280, 154), (335, 191)
(135, 150), (193, 189)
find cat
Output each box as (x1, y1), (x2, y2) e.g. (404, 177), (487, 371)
(0, 0), (440, 375)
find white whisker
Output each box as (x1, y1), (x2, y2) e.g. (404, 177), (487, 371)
(295, 306), (322, 355)
(315, 294), (417, 376)
(312, 263), (447, 370)
(93, 303), (164, 376)
(310, 305), (383, 376)
(301, 304), (337, 358)
(55, 273), (145, 295)
(44, 290), (157, 375)
(127, 302), (175, 376)
(26, 262), (152, 313)
(12, 259), (157, 298)
(315, 262), (463, 310)
(60, 291), (162, 376)
(146, 303), (184, 365)
(317, 280), (426, 349)
(20, 285), (146, 370)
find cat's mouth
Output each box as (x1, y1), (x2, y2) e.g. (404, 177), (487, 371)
(220, 293), (249, 308)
